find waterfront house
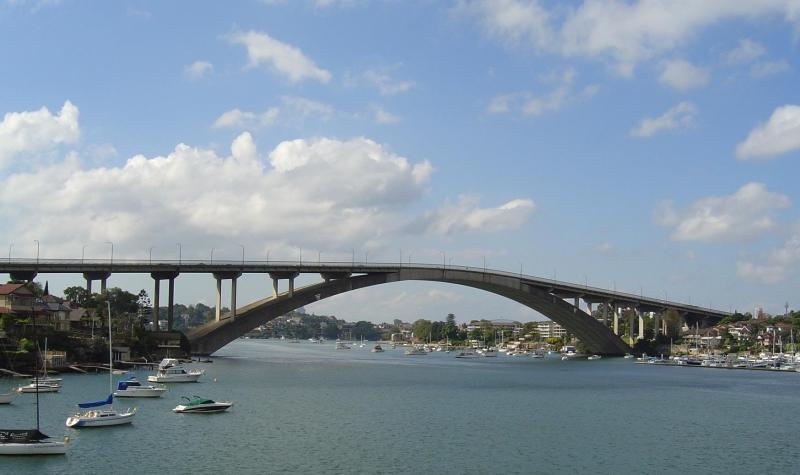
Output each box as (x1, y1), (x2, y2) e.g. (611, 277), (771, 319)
(0, 283), (52, 333)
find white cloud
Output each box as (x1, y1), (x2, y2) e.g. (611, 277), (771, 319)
(750, 60), (790, 78)
(658, 59), (710, 91)
(212, 96), (334, 130)
(373, 106), (400, 124)
(630, 101), (697, 138)
(736, 105), (800, 160)
(213, 108), (280, 129)
(737, 225), (800, 283)
(654, 182), (791, 242)
(725, 38), (765, 64)
(458, 1), (800, 75)
(228, 30), (331, 84)
(362, 67), (415, 95)
(0, 101), (79, 167)
(184, 60), (213, 80)
(488, 68), (592, 117)
(406, 195), (536, 236)
(0, 134), (437, 255)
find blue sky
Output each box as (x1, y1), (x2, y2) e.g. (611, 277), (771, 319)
(1, 0), (799, 323)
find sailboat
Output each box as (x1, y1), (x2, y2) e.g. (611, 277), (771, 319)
(65, 301), (136, 428)
(0, 295), (67, 455)
(19, 337), (61, 393)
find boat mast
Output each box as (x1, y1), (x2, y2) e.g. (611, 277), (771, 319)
(107, 300), (113, 395)
(32, 294), (40, 431)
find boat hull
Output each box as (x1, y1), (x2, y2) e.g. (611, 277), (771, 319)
(173, 402), (232, 413)
(18, 385), (59, 393)
(0, 441), (67, 455)
(65, 410), (136, 428)
(147, 373), (201, 383)
(0, 392), (17, 404)
(113, 387), (166, 398)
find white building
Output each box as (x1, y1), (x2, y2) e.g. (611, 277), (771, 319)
(536, 321), (566, 339)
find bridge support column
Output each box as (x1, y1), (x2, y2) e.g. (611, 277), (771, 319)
(231, 276), (238, 319)
(100, 278), (107, 294)
(272, 278), (279, 298)
(83, 271), (111, 296)
(602, 302), (608, 326)
(153, 278), (160, 331)
(654, 313), (660, 339)
(628, 309), (634, 343)
(86, 277), (92, 294)
(637, 309), (644, 340)
(613, 305), (619, 335)
(215, 277), (222, 322)
(288, 277), (295, 297)
(167, 277), (175, 331)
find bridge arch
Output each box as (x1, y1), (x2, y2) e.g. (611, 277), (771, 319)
(188, 268), (631, 356)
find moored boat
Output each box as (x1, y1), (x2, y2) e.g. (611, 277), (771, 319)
(113, 377), (167, 398)
(404, 346), (427, 356)
(0, 430), (67, 455)
(18, 382), (60, 393)
(173, 396), (232, 414)
(0, 391), (18, 404)
(371, 344), (384, 353)
(587, 355), (602, 360)
(147, 358), (203, 383)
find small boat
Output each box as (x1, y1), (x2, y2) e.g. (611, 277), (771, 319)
(113, 377), (167, 398)
(587, 355), (602, 360)
(623, 353), (635, 359)
(18, 382), (60, 393)
(477, 348), (498, 357)
(371, 344), (384, 353)
(335, 341), (351, 350)
(455, 350), (479, 359)
(0, 430), (67, 455)
(0, 390), (18, 404)
(147, 359), (203, 383)
(173, 396), (233, 413)
(404, 346), (427, 356)
(530, 351), (545, 359)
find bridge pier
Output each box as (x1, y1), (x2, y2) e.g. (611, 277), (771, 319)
(628, 308), (634, 343)
(637, 309), (644, 340)
(83, 271), (111, 295)
(602, 301), (608, 326)
(213, 272), (243, 322)
(654, 312), (661, 339)
(151, 272), (179, 331)
(613, 304), (619, 335)
(269, 272), (300, 298)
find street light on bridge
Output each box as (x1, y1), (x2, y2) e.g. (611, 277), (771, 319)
(176, 243), (181, 265)
(7, 243), (12, 263)
(210, 248), (215, 265)
(33, 240), (39, 266)
(239, 244), (245, 265)
(81, 244), (87, 264)
(149, 246), (154, 265)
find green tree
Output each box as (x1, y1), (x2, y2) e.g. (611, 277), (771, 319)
(352, 321), (378, 340)
(444, 313), (457, 340)
(412, 319), (432, 342)
(63, 286), (91, 306)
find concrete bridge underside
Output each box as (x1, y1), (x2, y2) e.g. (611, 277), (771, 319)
(188, 268), (631, 356)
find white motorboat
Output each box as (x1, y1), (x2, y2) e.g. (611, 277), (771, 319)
(113, 378), (167, 398)
(173, 396), (233, 413)
(0, 430), (67, 455)
(371, 344), (384, 353)
(477, 348), (498, 357)
(623, 353), (635, 359)
(335, 341), (351, 350)
(65, 301), (137, 429)
(587, 355), (602, 360)
(18, 382), (60, 393)
(147, 358), (203, 383)
(404, 346), (427, 356)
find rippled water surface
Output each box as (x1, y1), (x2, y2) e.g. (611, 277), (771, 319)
(2, 340), (799, 474)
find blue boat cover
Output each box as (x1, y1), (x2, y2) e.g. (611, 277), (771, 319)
(78, 394), (113, 408)
(116, 381), (129, 391)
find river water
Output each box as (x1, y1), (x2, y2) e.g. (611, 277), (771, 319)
(2, 340), (799, 474)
